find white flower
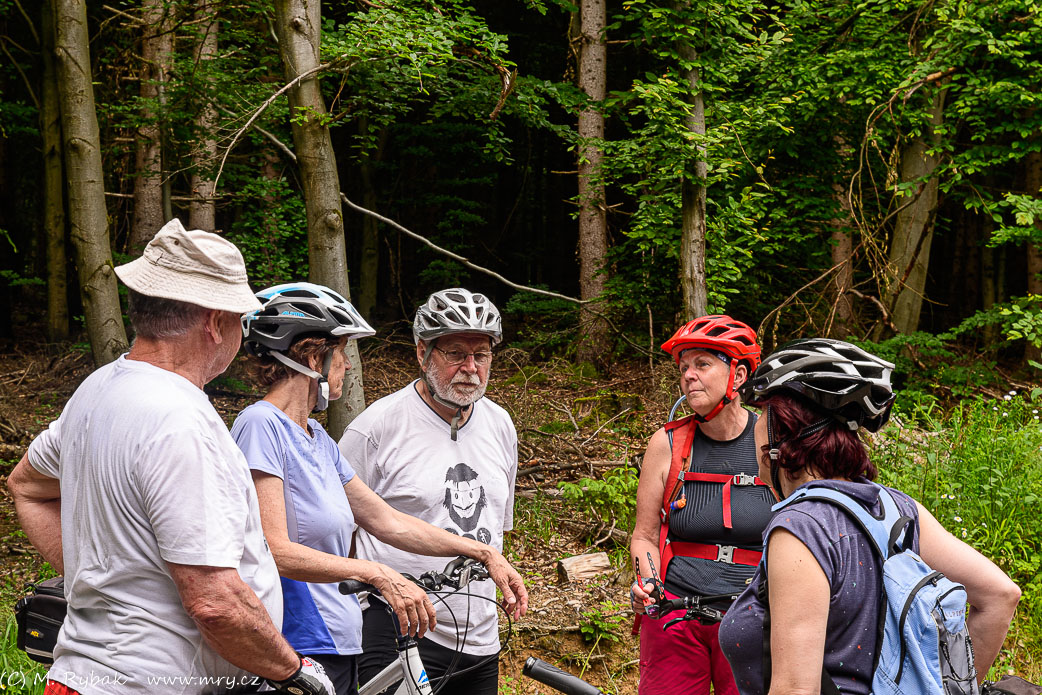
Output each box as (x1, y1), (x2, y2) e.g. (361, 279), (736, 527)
(1003, 412), (1009, 417)
(993, 406), (999, 411)
(1009, 390), (1017, 396)
(961, 529), (968, 538)
(954, 516), (962, 522)
(1033, 410), (1039, 415)
(1004, 395), (1012, 401)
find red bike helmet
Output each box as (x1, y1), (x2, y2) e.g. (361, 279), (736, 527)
(662, 315), (761, 422)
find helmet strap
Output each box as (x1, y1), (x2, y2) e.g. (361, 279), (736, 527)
(765, 402), (834, 496)
(691, 360), (738, 424)
(270, 351), (331, 412)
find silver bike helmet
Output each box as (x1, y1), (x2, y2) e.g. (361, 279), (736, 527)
(413, 288), (503, 346)
(738, 338), (896, 432)
(242, 282), (375, 356)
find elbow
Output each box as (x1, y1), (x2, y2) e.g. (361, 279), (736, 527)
(184, 595), (239, 633)
(998, 578), (1022, 618)
(973, 576), (1021, 622)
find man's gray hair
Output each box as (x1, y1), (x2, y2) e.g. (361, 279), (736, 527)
(127, 289), (210, 339)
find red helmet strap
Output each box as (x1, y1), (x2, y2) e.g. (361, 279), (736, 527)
(691, 359), (738, 424)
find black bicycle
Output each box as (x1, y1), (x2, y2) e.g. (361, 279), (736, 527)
(643, 591), (738, 629)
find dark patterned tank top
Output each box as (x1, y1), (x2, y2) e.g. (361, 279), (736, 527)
(664, 411), (775, 600)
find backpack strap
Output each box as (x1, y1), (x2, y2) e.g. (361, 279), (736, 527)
(660, 414), (699, 523)
(679, 471), (772, 528)
(760, 483), (914, 695)
(777, 484), (914, 559)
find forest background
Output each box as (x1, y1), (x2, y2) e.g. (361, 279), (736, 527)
(1, 0), (1042, 690)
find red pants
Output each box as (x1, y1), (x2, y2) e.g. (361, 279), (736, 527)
(45, 682), (81, 695)
(637, 593), (739, 695)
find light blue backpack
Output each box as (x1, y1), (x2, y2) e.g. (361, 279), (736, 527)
(765, 484), (979, 695)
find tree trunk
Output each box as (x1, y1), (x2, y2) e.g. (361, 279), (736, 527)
(1025, 150), (1041, 363)
(42, 0), (69, 342)
(676, 3), (707, 320)
(881, 85), (947, 337)
(129, 0), (173, 250)
(357, 119), (387, 321)
(274, 0), (364, 436)
(55, 0), (128, 364)
(980, 214), (997, 346)
(575, 0), (610, 364)
(188, 0), (218, 232)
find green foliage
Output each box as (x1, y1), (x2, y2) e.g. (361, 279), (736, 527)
(559, 466), (640, 532)
(873, 392), (1042, 675)
(224, 176), (308, 287)
(579, 600), (626, 644)
(503, 292), (580, 358)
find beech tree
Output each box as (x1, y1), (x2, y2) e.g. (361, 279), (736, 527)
(274, 0), (363, 434)
(54, 0), (128, 364)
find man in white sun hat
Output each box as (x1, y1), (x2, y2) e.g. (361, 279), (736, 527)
(7, 219), (333, 695)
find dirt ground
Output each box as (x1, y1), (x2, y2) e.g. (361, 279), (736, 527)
(0, 334), (678, 693)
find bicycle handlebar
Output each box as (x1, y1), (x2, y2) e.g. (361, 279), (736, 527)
(338, 556), (490, 597)
(522, 657), (605, 695)
(643, 592), (737, 626)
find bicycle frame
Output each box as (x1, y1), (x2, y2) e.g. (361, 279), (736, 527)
(358, 635), (432, 695)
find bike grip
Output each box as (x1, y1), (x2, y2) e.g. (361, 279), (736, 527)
(338, 580), (376, 595)
(522, 657), (605, 695)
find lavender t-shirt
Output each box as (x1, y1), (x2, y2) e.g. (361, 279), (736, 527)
(719, 479), (919, 695)
(232, 400), (361, 656)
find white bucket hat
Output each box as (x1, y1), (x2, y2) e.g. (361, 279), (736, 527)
(115, 218), (262, 314)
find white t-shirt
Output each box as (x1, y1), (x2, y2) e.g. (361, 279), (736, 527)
(338, 381), (517, 655)
(27, 356), (282, 695)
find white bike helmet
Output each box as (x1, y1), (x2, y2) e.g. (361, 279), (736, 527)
(243, 282), (375, 356)
(413, 288), (503, 346)
(242, 282), (374, 412)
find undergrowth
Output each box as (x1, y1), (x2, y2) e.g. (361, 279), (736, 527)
(875, 388), (1042, 679)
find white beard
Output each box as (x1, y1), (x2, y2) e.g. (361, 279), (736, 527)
(427, 359), (488, 406)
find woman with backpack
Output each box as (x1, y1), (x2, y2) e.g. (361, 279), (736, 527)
(718, 338), (1020, 695)
(629, 316), (777, 695)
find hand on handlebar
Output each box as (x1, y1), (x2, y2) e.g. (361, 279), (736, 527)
(629, 579), (663, 615)
(363, 561), (438, 638)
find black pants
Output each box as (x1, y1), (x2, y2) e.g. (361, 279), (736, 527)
(307, 653), (359, 695)
(359, 606), (499, 695)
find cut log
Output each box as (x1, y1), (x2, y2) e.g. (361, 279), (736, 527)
(557, 552), (612, 583)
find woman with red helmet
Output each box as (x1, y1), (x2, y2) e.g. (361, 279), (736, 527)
(629, 316), (777, 695)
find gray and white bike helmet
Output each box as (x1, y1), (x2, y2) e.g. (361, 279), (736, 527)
(242, 282), (374, 411)
(413, 288), (503, 346)
(738, 338), (896, 433)
(413, 288), (502, 441)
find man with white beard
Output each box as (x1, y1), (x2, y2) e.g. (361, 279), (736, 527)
(338, 288), (522, 695)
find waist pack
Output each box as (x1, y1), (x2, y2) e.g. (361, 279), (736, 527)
(984, 676), (1042, 695)
(14, 575), (67, 664)
(764, 485), (978, 695)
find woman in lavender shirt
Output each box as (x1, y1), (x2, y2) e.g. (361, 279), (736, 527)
(719, 339), (1020, 695)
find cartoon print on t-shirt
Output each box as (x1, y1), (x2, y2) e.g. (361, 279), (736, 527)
(443, 462), (491, 542)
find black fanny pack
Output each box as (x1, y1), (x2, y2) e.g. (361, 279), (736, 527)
(14, 576), (67, 664)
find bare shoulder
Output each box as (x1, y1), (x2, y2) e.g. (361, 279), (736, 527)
(641, 427), (672, 483)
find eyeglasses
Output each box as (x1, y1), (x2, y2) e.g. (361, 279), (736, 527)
(434, 347), (494, 366)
